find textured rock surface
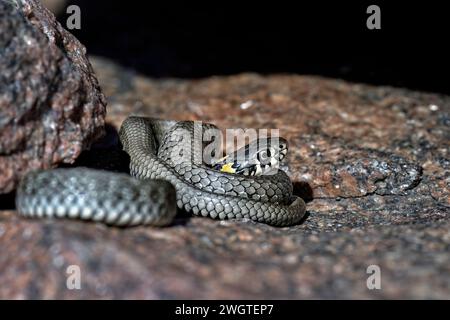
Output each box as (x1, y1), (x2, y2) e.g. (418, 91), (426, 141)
(0, 57), (448, 299)
(0, 0), (106, 194)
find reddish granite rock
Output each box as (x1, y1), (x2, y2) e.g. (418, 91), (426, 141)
(0, 57), (448, 299)
(0, 214), (448, 299)
(0, 0), (106, 194)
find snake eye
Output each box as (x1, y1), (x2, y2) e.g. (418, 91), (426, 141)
(257, 148), (272, 165)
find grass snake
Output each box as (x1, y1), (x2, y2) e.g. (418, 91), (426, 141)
(16, 117), (306, 227)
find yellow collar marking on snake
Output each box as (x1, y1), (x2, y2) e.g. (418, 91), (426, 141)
(220, 162), (237, 174)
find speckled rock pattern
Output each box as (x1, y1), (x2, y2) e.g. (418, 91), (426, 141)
(0, 57), (448, 299)
(0, 0), (106, 193)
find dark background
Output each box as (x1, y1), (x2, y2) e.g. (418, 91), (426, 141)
(58, 1), (449, 94)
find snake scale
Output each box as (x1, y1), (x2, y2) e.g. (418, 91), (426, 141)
(16, 117), (306, 227)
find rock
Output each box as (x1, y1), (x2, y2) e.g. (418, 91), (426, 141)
(1, 216), (448, 299)
(0, 56), (448, 299)
(0, 0), (106, 194)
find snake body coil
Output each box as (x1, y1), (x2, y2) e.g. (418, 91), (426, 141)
(16, 117), (306, 227)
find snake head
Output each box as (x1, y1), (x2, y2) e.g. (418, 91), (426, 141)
(212, 137), (289, 176)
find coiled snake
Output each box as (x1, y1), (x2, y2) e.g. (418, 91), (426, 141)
(16, 117), (306, 227)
